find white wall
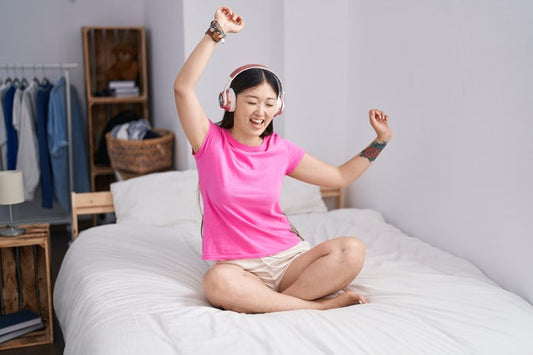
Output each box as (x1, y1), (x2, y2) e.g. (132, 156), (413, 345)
(141, 0), (187, 169)
(283, 0), (352, 165)
(345, 0), (533, 304)
(1, 0), (531, 304)
(278, 1), (533, 304)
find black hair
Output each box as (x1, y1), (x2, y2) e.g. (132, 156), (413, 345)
(217, 68), (282, 137)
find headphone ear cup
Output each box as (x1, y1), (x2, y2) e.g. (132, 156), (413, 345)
(219, 88), (237, 112)
(218, 91), (228, 111)
(227, 88), (236, 112)
(274, 96), (284, 117)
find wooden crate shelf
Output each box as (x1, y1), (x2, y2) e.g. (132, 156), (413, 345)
(0, 224), (53, 350)
(82, 26), (150, 192)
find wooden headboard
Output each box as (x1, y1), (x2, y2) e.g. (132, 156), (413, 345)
(71, 192), (115, 239)
(71, 187), (344, 239)
(319, 187), (345, 210)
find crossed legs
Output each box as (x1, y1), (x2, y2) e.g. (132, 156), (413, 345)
(202, 237), (366, 313)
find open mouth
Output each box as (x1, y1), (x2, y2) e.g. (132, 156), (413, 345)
(250, 118), (265, 129)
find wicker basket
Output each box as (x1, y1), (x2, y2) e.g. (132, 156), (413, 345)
(106, 129), (174, 175)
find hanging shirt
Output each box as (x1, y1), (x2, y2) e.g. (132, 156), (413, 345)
(12, 86), (25, 138)
(0, 83), (9, 170)
(48, 77), (90, 212)
(36, 81), (54, 208)
(195, 121), (305, 260)
(3, 85), (17, 170)
(17, 80), (40, 200)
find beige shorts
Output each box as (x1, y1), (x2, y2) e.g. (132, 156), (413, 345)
(218, 240), (310, 291)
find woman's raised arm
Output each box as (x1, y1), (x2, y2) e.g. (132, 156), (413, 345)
(174, 7), (244, 153)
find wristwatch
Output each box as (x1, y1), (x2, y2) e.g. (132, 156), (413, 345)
(206, 20), (226, 43)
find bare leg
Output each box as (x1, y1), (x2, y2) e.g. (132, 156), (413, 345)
(279, 237), (366, 301)
(203, 263), (363, 313)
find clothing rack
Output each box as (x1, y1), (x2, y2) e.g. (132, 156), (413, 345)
(0, 63), (78, 230)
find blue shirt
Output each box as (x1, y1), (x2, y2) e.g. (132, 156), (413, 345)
(36, 82), (54, 208)
(3, 85), (17, 170)
(48, 77), (90, 212)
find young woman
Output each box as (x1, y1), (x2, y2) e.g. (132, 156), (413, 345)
(174, 7), (392, 314)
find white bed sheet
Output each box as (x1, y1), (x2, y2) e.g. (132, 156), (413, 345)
(54, 209), (533, 355)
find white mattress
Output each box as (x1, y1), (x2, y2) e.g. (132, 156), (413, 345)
(54, 209), (533, 354)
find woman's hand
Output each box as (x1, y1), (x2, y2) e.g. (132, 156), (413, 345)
(215, 7), (244, 34)
(369, 109), (392, 143)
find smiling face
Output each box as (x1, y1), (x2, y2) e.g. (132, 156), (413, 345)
(230, 82), (279, 146)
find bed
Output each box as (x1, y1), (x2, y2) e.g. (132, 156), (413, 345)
(54, 170), (533, 355)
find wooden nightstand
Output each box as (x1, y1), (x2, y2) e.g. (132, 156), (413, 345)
(0, 224), (53, 350)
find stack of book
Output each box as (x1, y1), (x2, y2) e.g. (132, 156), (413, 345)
(109, 80), (139, 97)
(0, 309), (43, 344)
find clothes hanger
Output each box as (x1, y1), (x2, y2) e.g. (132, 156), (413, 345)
(40, 64), (50, 85)
(12, 74), (20, 88)
(41, 64), (51, 85)
(11, 65), (22, 88)
(20, 66), (29, 88)
(32, 64), (40, 85)
(4, 64), (13, 85)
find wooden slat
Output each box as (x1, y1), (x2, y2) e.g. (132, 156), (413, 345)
(0, 329), (50, 349)
(20, 246), (37, 312)
(72, 191), (115, 215)
(320, 187), (345, 209)
(36, 241), (53, 344)
(1, 248), (18, 314)
(71, 191), (115, 239)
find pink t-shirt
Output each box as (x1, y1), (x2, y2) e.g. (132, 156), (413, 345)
(194, 121), (305, 260)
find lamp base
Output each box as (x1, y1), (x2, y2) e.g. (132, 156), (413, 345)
(0, 226), (26, 237)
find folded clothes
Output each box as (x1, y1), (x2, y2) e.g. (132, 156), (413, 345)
(111, 119), (156, 140)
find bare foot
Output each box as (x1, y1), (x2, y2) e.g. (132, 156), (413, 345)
(318, 290), (367, 310)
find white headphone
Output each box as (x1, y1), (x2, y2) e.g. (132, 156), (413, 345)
(218, 64), (285, 117)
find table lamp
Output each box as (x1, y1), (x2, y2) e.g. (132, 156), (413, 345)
(0, 170), (26, 237)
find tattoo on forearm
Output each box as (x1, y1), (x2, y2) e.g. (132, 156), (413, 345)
(360, 141), (387, 162)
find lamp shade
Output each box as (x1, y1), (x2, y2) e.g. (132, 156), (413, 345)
(0, 170), (25, 205)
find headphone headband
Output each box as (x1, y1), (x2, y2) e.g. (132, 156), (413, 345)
(219, 64), (285, 116)
(228, 64), (271, 80)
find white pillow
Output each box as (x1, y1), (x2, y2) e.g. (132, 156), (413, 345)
(110, 170), (326, 227)
(110, 170), (201, 226)
(279, 176), (327, 215)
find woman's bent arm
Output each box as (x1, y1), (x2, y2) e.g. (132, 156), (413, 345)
(289, 109), (392, 187)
